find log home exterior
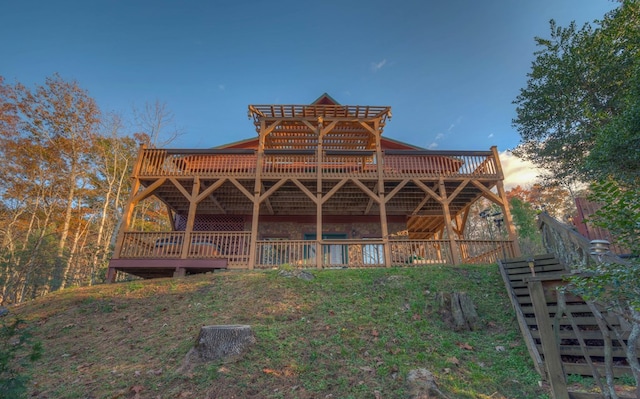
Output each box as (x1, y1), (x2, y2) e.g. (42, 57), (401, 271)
(107, 94), (520, 281)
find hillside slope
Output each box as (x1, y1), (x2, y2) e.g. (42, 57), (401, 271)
(8, 265), (546, 398)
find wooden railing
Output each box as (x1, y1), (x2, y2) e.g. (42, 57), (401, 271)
(119, 232), (513, 268)
(388, 239), (453, 265)
(537, 212), (628, 269)
(458, 240), (517, 264)
(119, 231), (250, 267)
(136, 148), (498, 179)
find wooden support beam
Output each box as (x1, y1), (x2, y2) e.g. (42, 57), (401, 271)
(470, 180), (503, 205)
(169, 177), (193, 201)
(527, 279), (570, 399)
(248, 119), (267, 270)
(347, 178), (380, 204)
(195, 179), (227, 203)
(373, 123), (391, 267)
(131, 178), (167, 203)
(412, 179), (443, 203)
(357, 120), (377, 135)
(364, 183), (378, 214)
(412, 196), (431, 215)
(165, 204), (176, 230)
(316, 124), (324, 270)
(440, 178), (461, 264)
(261, 183), (274, 215)
(112, 178), (141, 260)
(261, 120), (282, 136)
(320, 178), (349, 204)
(384, 179), (410, 204)
(181, 177), (201, 259)
(496, 180), (521, 257)
(229, 178), (254, 201)
(444, 179), (470, 205)
(259, 179), (289, 203)
(290, 179), (319, 204)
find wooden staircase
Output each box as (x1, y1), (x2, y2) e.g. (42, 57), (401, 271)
(498, 254), (638, 398)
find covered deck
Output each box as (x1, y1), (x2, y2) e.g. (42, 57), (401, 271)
(108, 98), (519, 280)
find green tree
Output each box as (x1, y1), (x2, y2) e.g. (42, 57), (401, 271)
(515, 2), (640, 394)
(513, 1), (639, 185)
(508, 197), (543, 255)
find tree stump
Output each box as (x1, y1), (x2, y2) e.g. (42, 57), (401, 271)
(180, 325), (256, 371)
(435, 292), (480, 331)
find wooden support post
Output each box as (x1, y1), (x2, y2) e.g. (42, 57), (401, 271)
(112, 177), (141, 260)
(316, 122), (324, 269)
(180, 177), (200, 259)
(248, 120), (268, 270)
(174, 267), (186, 278)
(492, 146), (521, 257)
(527, 279), (569, 399)
(374, 122), (391, 267)
(439, 179), (461, 265)
(106, 267), (117, 283)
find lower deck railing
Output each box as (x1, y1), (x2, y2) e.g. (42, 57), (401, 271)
(118, 232), (515, 268)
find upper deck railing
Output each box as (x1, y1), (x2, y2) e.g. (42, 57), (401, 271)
(137, 148), (499, 179)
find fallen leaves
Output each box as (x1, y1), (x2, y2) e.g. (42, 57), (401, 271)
(457, 342), (474, 351)
(446, 356), (460, 366)
(130, 385), (144, 399)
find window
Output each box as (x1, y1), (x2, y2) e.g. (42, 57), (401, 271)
(304, 233), (348, 266)
(362, 238), (384, 265)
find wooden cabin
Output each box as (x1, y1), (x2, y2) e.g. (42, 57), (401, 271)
(107, 94), (520, 281)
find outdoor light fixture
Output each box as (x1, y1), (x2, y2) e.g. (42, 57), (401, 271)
(480, 208), (507, 260)
(590, 240), (610, 255)
(527, 257), (536, 276)
(590, 239), (610, 264)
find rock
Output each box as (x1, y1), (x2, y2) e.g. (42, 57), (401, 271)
(373, 275), (407, 289)
(0, 307), (8, 317)
(278, 269), (314, 280)
(406, 368), (450, 399)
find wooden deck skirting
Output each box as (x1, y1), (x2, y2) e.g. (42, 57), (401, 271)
(107, 258), (228, 280)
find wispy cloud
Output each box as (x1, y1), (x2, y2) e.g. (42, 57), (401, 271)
(434, 133), (444, 140)
(447, 116), (463, 132)
(428, 142), (439, 149)
(218, 84), (225, 91)
(499, 151), (542, 190)
(371, 59), (387, 72)
(488, 133), (494, 139)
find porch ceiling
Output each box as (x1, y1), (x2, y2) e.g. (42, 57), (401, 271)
(140, 177), (494, 221)
(264, 122), (377, 151)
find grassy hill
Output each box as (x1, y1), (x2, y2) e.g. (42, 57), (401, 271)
(5, 265), (548, 398)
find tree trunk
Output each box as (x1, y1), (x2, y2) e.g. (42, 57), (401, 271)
(180, 325), (256, 372)
(436, 292), (479, 331)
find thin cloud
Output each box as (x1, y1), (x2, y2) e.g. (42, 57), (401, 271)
(428, 142), (439, 149)
(218, 84), (225, 91)
(447, 116), (463, 132)
(488, 133), (494, 138)
(434, 133), (444, 140)
(499, 151), (542, 190)
(371, 59), (387, 72)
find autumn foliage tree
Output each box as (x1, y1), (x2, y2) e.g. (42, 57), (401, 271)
(0, 75), (142, 303)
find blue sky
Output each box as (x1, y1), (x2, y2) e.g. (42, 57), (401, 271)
(2, 0), (617, 156)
